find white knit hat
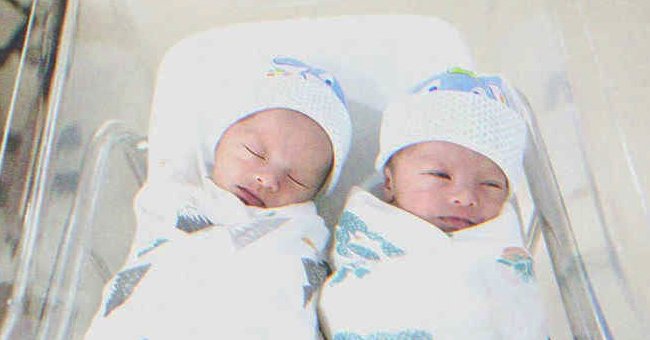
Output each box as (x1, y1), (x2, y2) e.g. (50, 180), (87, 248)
(198, 57), (352, 195)
(375, 68), (527, 194)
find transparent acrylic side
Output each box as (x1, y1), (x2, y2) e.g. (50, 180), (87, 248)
(36, 121), (145, 339)
(483, 3), (650, 338)
(0, 0), (72, 338)
(0, 0), (151, 338)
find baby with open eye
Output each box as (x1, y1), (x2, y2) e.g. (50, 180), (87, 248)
(320, 68), (548, 340)
(85, 57), (351, 340)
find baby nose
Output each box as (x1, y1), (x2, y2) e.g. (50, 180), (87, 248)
(255, 170), (280, 193)
(450, 186), (478, 207)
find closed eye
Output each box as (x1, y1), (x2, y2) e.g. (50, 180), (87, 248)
(423, 170), (451, 180)
(482, 180), (504, 190)
(288, 174), (308, 190)
(243, 144), (265, 160)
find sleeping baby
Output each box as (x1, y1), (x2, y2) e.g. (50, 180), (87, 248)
(320, 68), (548, 340)
(85, 56), (351, 339)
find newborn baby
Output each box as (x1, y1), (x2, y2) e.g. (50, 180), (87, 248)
(85, 56), (351, 339)
(320, 68), (547, 340)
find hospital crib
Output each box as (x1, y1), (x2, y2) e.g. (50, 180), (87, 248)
(1, 1), (648, 339)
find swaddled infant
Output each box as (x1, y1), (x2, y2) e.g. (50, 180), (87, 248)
(85, 56), (351, 339)
(320, 68), (547, 340)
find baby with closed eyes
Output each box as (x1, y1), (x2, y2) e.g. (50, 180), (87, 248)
(319, 68), (548, 340)
(85, 57), (351, 339)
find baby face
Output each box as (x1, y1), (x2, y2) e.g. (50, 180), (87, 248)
(383, 141), (508, 233)
(211, 108), (333, 208)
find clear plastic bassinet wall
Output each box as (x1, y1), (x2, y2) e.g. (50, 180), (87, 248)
(1, 0), (649, 339)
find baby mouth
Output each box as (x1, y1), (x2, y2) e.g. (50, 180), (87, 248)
(235, 186), (266, 208)
(435, 216), (476, 232)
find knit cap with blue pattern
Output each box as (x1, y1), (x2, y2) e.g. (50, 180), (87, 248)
(375, 67), (528, 195)
(200, 57), (352, 195)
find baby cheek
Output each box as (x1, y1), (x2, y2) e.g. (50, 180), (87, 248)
(416, 191), (442, 214)
(221, 155), (250, 183)
(270, 186), (309, 207)
(396, 189), (439, 219)
(475, 199), (505, 222)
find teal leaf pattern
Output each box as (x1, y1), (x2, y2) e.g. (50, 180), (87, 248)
(330, 211), (404, 285)
(497, 248), (535, 283)
(380, 242), (404, 257)
(333, 329), (433, 340)
(353, 267), (370, 278)
(347, 243), (380, 261)
(330, 267), (349, 284)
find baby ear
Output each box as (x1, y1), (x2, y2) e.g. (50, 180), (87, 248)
(383, 167), (395, 203)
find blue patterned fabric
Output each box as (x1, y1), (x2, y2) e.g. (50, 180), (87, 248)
(175, 213), (214, 233)
(228, 217), (289, 249)
(302, 258), (331, 306)
(497, 249), (535, 283)
(136, 238), (169, 258)
(272, 56), (347, 106)
(104, 264), (151, 316)
(333, 329), (433, 340)
(330, 211), (404, 285)
(411, 66), (510, 106)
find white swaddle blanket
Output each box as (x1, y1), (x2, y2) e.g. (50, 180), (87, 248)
(85, 177), (330, 339)
(320, 187), (547, 340)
